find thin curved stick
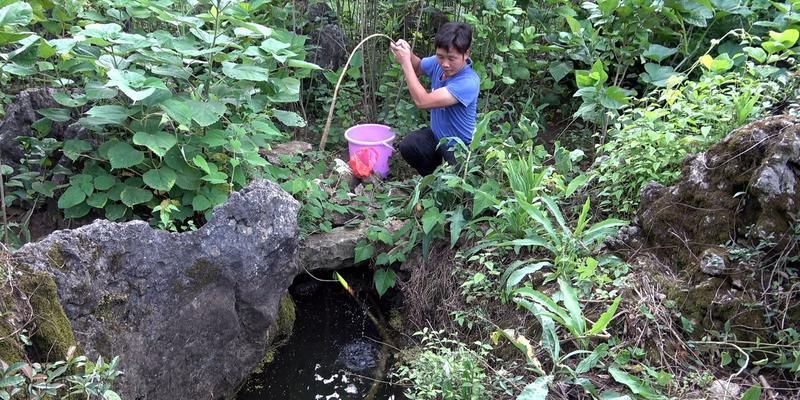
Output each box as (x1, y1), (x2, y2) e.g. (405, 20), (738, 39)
(319, 33), (395, 151)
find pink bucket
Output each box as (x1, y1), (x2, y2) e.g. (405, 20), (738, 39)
(344, 124), (395, 178)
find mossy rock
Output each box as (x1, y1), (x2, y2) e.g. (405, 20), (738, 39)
(250, 293), (296, 375)
(16, 269), (78, 362)
(0, 316), (25, 363)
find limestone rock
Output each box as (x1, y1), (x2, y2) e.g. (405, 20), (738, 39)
(637, 115), (800, 269)
(300, 226), (367, 272)
(14, 179), (300, 400)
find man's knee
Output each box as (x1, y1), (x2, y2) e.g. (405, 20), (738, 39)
(399, 135), (417, 160)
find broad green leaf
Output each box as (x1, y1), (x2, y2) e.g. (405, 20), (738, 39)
(505, 261), (550, 293)
(373, 268), (397, 297)
(85, 81), (119, 100)
(120, 186), (153, 207)
(565, 174), (589, 196)
(192, 194), (211, 211)
(58, 186), (86, 209)
(107, 142), (145, 169)
(71, 174), (94, 196)
(576, 344), (609, 374)
(106, 69), (156, 101)
(94, 175), (116, 191)
(0, 375), (25, 387)
(133, 131), (177, 157)
(31, 181), (56, 197)
(449, 207), (466, 248)
(641, 64), (679, 88)
(37, 108), (71, 122)
(52, 92), (87, 107)
(590, 59), (608, 84)
(260, 38), (291, 54)
(608, 365), (664, 399)
(599, 86), (630, 109)
(422, 207), (442, 235)
(598, 0), (619, 15)
(2, 62), (35, 76)
(740, 386), (762, 400)
(498, 237), (554, 254)
(514, 288), (573, 332)
(272, 110), (306, 127)
(354, 242), (374, 263)
(160, 98), (193, 126)
(0, 31), (30, 45)
(769, 29), (799, 47)
(558, 277), (586, 333)
(103, 390), (122, 400)
(517, 375), (552, 400)
(221, 62), (270, 81)
(0, 2), (33, 26)
(548, 62), (572, 82)
(105, 203), (128, 221)
(86, 192), (108, 208)
(81, 105), (130, 127)
(582, 218), (627, 243)
(743, 47), (767, 63)
(193, 155), (211, 174)
(190, 100), (226, 127)
(520, 203), (559, 247)
(64, 203), (91, 219)
(62, 139), (92, 161)
(82, 23), (122, 40)
(472, 180), (500, 216)
(642, 44), (678, 62)
(587, 296), (622, 335)
(143, 167), (177, 191)
(286, 59), (321, 70)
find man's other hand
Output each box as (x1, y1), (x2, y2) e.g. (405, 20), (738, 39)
(390, 39), (412, 65)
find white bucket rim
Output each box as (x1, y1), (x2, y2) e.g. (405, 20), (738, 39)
(344, 124), (396, 146)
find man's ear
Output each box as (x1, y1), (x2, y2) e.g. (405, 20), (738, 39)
(464, 49), (471, 59)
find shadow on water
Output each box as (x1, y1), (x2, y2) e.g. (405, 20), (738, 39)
(237, 268), (406, 400)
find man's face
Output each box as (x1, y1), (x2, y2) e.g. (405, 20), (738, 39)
(435, 47), (470, 77)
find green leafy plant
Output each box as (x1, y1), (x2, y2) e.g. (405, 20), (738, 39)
(0, 348), (122, 400)
(594, 34), (796, 215)
(2, 0), (319, 232)
(394, 328), (496, 400)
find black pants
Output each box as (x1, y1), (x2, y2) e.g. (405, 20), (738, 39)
(398, 128), (456, 176)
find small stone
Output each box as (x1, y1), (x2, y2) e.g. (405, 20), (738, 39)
(261, 141), (313, 164)
(700, 248), (729, 276)
(707, 379), (741, 399)
(336, 339), (381, 373)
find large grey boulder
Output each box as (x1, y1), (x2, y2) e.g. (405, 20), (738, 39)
(14, 179), (300, 400)
(637, 115), (800, 270)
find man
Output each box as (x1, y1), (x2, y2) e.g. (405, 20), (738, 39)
(390, 22), (480, 176)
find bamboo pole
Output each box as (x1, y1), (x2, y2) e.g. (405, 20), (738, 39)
(318, 33), (395, 151)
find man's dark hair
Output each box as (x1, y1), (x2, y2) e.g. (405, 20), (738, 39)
(434, 22), (473, 54)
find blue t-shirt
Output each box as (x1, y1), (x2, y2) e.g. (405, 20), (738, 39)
(420, 56), (480, 145)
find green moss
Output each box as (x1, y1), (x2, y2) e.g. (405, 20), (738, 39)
(275, 293), (296, 339)
(174, 259), (222, 293)
(18, 271), (77, 362)
(249, 293), (296, 375)
(95, 293), (128, 327)
(388, 308), (404, 332)
(46, 244), (66, 271)
(0, 315), (24, 363)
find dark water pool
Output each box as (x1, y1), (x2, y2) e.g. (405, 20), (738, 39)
(237, 270), (405, 400)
